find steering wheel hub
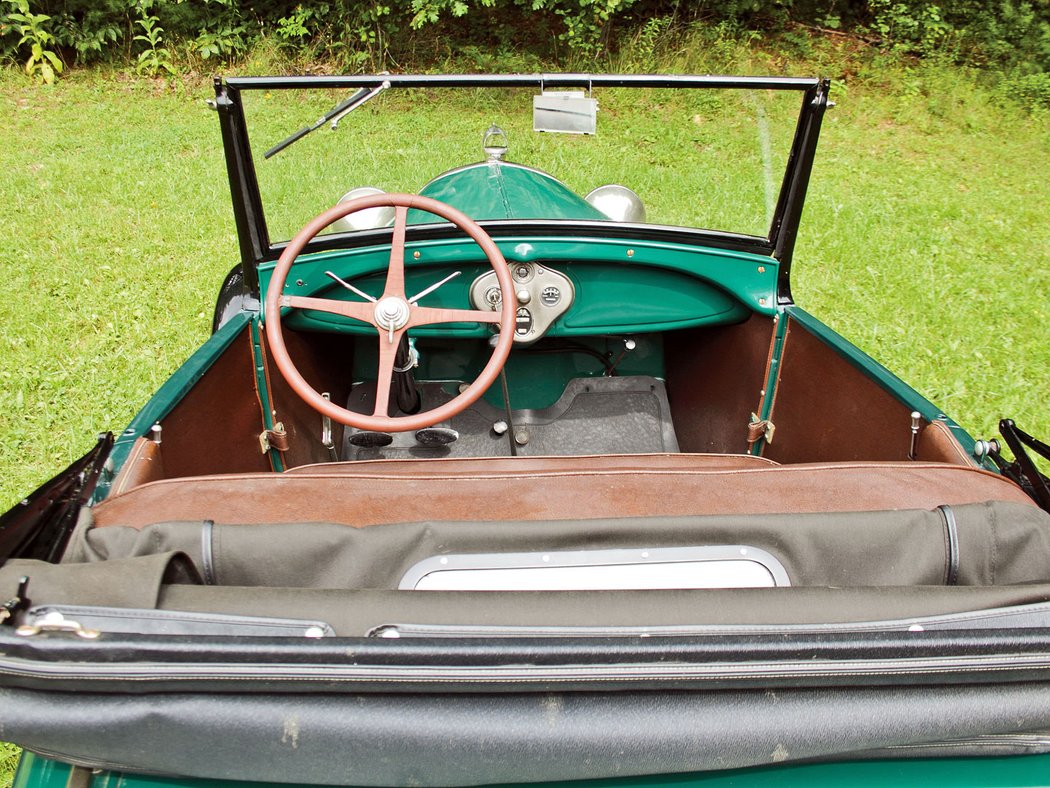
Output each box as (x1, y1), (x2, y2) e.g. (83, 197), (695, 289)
(374, 296), (411, 334)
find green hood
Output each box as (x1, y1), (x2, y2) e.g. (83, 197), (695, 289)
(412, 160), (608, 223)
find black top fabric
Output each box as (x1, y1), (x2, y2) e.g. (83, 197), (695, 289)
(68, 501), (1050, 590)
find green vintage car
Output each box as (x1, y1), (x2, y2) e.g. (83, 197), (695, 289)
(3, 74), (1050, 788)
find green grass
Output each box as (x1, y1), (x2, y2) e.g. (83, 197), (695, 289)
(245, 86), (800, 240)
(0, 55), (1048, 787)
(0, 744), (18, 788)
(795, 74), (1050, 452)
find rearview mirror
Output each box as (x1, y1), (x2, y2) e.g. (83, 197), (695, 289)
(533, 91), (598, 135)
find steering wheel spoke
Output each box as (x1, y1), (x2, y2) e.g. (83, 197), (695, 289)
(382, 205), (409, 299)
(280, 294), (376, 325)
(372, 327), (406, 418)
(410, 305), (502, 328)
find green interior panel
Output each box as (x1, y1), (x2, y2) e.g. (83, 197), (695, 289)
(351, 334), (665, 410)
(260, 235), (773, 340)
(561, 262), (746, 331)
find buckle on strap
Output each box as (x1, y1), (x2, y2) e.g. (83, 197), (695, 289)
(747, 414), (776, 446)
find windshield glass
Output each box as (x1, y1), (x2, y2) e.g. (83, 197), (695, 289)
(239, 83), (804, 243)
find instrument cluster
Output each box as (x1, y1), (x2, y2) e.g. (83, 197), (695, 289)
(469, 262), (575, 343)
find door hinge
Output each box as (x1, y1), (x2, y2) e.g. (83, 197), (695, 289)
(259, 422), (289, 454)
(747, 414), (776, 446)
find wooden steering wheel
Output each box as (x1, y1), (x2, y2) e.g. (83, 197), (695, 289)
(264, 193), (516, 432)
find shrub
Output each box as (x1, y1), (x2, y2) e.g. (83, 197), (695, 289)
(3, 0), (62, 82)
(0, 0), (1046, 84)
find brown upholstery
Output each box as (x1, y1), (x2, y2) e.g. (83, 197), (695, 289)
(263, 328), (355, 470)
(110, 437), (166, 495)
(917, 419), (978, 466)
(666, 315), (775, 454)
(92, 455), (1035, 529)
(763, 318), (917, 463)
(158, 329), (272, 477)
(286, 453), (779, 476)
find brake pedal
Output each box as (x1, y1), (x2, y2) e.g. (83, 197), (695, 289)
(415, 428), (459, 447)
(348, 431), (394, 448)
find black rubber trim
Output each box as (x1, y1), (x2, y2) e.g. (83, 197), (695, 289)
(6, 628), (1050, 666)
(262, 220), (775, 263)
(938, 505), (960, 586)
(225, 74), (822, 91)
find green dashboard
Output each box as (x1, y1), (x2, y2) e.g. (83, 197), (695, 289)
(259, 234), (776, 342)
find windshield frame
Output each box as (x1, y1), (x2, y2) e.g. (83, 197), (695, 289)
(212, 73), (830, 305)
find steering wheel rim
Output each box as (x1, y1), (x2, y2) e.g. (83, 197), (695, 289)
(264, 193), (516, 432)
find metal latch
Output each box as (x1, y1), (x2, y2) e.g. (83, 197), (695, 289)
(0, 576), (30, 626)
(747, 413), (776, 446)
(16, 611), (100, 640)
(259, 422), (289, 454)
(321, 394), (338, 462)
(908, 411), (922, 460)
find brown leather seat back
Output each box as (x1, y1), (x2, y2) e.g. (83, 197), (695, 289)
(92, 456), (1034, 529)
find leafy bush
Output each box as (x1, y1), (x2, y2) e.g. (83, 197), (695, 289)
(52, 10), (119, 64)
(0, 0), (1045, 87)
(3, 0), (62, 82)
(133, 12), (174, 75)
(999, 70), (1050, 109)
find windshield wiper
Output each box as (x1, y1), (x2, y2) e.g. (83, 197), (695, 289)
(264, 80), (391, 159)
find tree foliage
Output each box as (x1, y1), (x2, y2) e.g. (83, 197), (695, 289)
(1, 0), (1047, 82)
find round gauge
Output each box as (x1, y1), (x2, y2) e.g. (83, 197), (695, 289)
(512, 263), (534, 283)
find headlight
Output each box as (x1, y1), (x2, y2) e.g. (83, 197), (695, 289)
(585, 184), (646, 223)
(330, 187), (396, 232)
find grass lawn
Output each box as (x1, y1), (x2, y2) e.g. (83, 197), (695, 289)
(0, 61), (1047, 786)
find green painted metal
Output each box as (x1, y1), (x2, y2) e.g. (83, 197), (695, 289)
(748, 311), (789, 457)
(414, 162), (609, 222)
(248, 320), (285, 472)
(285, 254), (748, 340)
(94, 312), (252, 503)
(352, 334), (665, 410)
(784, 306), (980, 459)
(481, 333), (664, 409)
(260, 236), (774, 340)
(17, 750), (1050, 788)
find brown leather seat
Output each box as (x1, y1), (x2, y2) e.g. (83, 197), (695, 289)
(285, 453), (779, 476)
(92, 455), (1035, 529)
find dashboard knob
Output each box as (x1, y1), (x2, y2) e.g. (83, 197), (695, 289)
(516, 288), (532, 305)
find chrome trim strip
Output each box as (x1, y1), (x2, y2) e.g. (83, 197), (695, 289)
(938, 505), (960, 586)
